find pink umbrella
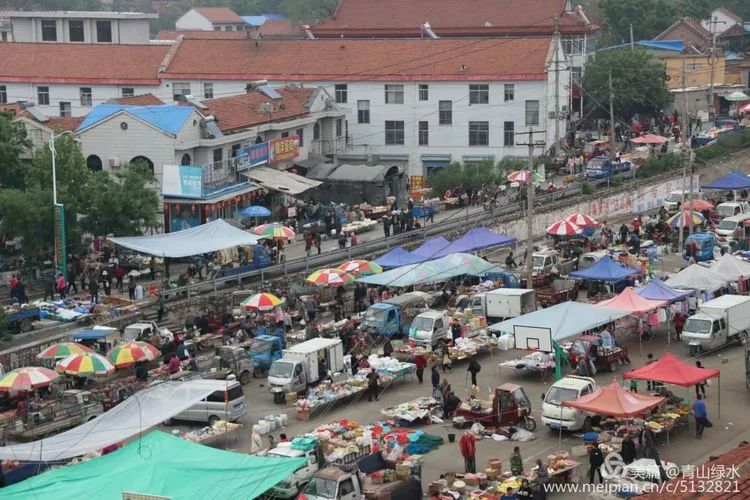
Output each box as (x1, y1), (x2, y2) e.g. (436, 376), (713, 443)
(740, 102), (750, 113)
(546, 219), (583, 236)
(631, 134), (669, 145)
(565, 213), (600, 227)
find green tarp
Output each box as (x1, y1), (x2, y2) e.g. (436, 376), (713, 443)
(1, 431), (305, 500)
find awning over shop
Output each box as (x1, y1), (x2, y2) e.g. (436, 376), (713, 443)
(324, 164), (397, 182)
(109, 219), (261, 258)
(664, 264), (727, 292)
(488, 301), (628, 340)
(562, 381), (665, 418)
(244, 166), (322, 195)
(702, 171), (750, 190)
(0, 431), (305, 500)
(569, 255), (640, 282)
(434, 227), (516, 257)
(596, 287), (666, 314)
(711, 253), (750, 281)
(635, 278), (694, 303)
(304, 161), (339, 180)
(373, 247), (425, 268)
(421, 154), (452, 169)
(623, 352), (719, 386)
(0, 380), (224, 461)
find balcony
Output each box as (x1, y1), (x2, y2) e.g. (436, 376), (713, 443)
(201, 157), (245, 196)
(310, 137), (349, 156)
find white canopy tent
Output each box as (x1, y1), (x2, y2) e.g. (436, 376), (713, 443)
(0, 380), (223, 461)
(664, 264), (728, 292)
(711, 253), (750, 281)
(108, 219), (262, 258)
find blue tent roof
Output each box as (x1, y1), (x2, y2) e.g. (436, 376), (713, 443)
(72, 328), (117, 340)
(701, 171), (750, 190)
(373, 247), (424, 268)
(570, 255), (640, 281)
(488, 301), (628, 341)
(434, 228), (516, 257)
(411, 237), (450, 259)
(598, 40), (684, 52)
(635, 278), (694, 303)
(76, 104), (195, 136)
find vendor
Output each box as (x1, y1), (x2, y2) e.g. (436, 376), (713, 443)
(135, 360), (149, 382)
(443, 391), (461, 418)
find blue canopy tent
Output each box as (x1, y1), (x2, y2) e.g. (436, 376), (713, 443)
(570, 255), (641, 281)
(701, 171), (750, 190)
(434, 227), (516, 257)
(635, 278), (694, 303)
(372, 247), (425, 269)
(411, 237), (450, 259)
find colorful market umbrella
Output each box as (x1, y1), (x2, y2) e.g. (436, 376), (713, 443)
(107, 341), (160, 368)
(306, 268), (355, 287)
(631, 134), (669, 145)
(565, 213), (600, 227)
(507, 170), (543, 183)
(253, 223), (296, 240)
(239, 205), (271, 218)
(546, 219), (584, 236)
(682, 199), (714, 211)
(241, 292), (284, 312)
(337, 260), (383, 276)
(666, 210), (705, 228)
(56, 353), (116, 377)
(36, 342), (95, 360)
(725, 91), (750, 102)
(0, 367), (59, 392)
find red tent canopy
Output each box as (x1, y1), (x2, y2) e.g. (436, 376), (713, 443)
(562, 381), (665, 418)
(631, 134), (669, 145)
(596, 287), (666, 314)
(623, 352), (719, 387)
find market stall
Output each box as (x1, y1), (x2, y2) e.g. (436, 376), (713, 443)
(595, 286), (667, 354)
(499, 351), (556, 379)
(664, 263), (728, 295)
(570, 255), (642, 296)
(381, 397), (443, 426)
(711, 253), (750, 291)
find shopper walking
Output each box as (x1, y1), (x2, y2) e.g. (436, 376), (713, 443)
(414, 353), (426, 383)
(468, 356), (481, 387)
(694, 394), (709, 439)
(510, 446), (524, 475)
(534, 458), (549, 500)
(367, 369), (380, 402)
(431, 365), (440, 389)
(459, 431), (477, 473)
(695, 361), (707, 398)
(56, 273), (66, 299)
(128, 275), (136, 300)
(588, 445), (604, 483)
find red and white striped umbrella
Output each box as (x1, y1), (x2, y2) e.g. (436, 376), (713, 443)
(546, 219), (584, 236)
(565, 213), (600, 227)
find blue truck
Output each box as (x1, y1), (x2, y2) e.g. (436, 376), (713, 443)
(585, 156), (633, 179)
(249, 334), (284, 376)
(6, 307), (41, 333)
(363, 291), (432, 339)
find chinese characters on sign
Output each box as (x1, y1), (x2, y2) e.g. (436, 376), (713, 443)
(410, 176), (426, 200)
(236, 142), (269, 170)
(269, 135), (300, 164)
(178, 166), (204, 198)
(54, 203), (67, 279)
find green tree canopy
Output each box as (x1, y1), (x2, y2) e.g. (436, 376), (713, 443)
(285, 0), (338, 22)
(0, 113), (31, 189)
(582, 49), (670, 118)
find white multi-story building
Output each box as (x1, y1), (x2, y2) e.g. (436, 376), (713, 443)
(175, 7), (247, 32)
(0, 10), (157, 44)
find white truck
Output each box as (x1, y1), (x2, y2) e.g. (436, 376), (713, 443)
(541, 376), (596, 431)
(268, 338), (345, 396)
(408, 310), (451, 349)
(682, 295), (750, 356)
(123, 321), (173, 343)
(471, 288), (536, 322)
(716, 201), (750, 219)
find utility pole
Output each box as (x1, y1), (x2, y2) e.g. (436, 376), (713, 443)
(516, 128), (546, 286)
(706, 16), (725, 121)
(680, 61), (688, 251)
(629, 24), (634, 50)
(607, 70), (617, 184)
(552, 16), (561, 159)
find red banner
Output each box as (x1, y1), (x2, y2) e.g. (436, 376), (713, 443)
(269, 135), (300, 164)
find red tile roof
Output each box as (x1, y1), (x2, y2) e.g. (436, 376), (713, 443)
(655, 17), (712, 43)
(638, 442), (750, 500)
(203, 86), (314, 133)
(156, 29), (248, 40)
(110, 94), (165, 106)
(163, 37), (551, 81)
(0, 102), (27, 118)
(311, 0), (596, 37)
(0, 43), (169, 84)
(193, 7), (244, 24)
(45, 116), (85, 131)
(258, 19), (299, 37)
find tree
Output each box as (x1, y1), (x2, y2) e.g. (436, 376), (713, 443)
(0, 113), (31, 189)
(599, 0), (677, 42)
(285, 0), (338, 22)
(82, 164), (159, 237)
(582, 49), (670, 119)
(0, 187), (55, 266)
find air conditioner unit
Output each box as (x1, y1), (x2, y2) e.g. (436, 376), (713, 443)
(109, 157), (121, 168)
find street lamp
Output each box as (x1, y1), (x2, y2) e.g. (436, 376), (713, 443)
(49, 130), (78, 278)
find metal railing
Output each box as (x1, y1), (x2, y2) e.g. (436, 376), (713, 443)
(201, 157), (244, 195)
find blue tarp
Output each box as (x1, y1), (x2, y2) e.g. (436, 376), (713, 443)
(635, 278), (694, 303)
(434, 228), (516, 257)
(411, 237), (450, 259)
(488, 301), (629, 341)
(373, 247), (425, 269)
(701, 171), (750, 190)
(570, 255), (640, 282)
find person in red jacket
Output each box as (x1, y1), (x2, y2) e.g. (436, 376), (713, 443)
(459, 431), (477, 473)
(414, 353), (427, 384)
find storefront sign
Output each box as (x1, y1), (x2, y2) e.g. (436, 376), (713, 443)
(237, 142), (269, 170)
(410, 175), (426, 199)
(162, 165), (204, 198)
(269, 135), (300, 164)
(54, 203), (67, 278)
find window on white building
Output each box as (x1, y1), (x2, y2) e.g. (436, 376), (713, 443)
(0, 85), (6, 105)
(297, 128), (304, 146)
(357, 100), (370, 124)
(203, 83), (214, 99)
(212, 148), (223, 166)
(385, 120), (405, 145)
(503, 121), (515, 146)
(231, 144), (241, 157)
(121, 88), (134, 98)
(313, 123), (320, 140)
(80, 87), (92, 107)
(59, 102), (72, 118)
(571, 67), (582, 84)
(419, 84), (429, 101)
(37, 86), (50, 105)
(68, 20), (84, 42)
(418, 121), (429, 146)
(469, 84), (489, 104)
(96, 21), (112, 43)
(439, 100), (452, 125)
(384, 84), (404, 104)
(41, 20), (57, 41)
(172, 82), (191, 101)
(335, 84), (348, 104)
(281, 131), (290, 138)
(468, 121), (489, 146)
(561, 35), (585, 56)
(336, 119), (343, 137)
(504, 84), (515, 102)
(525, 100), (540, 126)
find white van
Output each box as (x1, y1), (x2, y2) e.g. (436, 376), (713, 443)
(168, 379), (246, 425)
(715, 214), (750, 239)
(541, 376), (596, 431)
(663, 190), (689, 212)
(716, 201), (750, 219)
